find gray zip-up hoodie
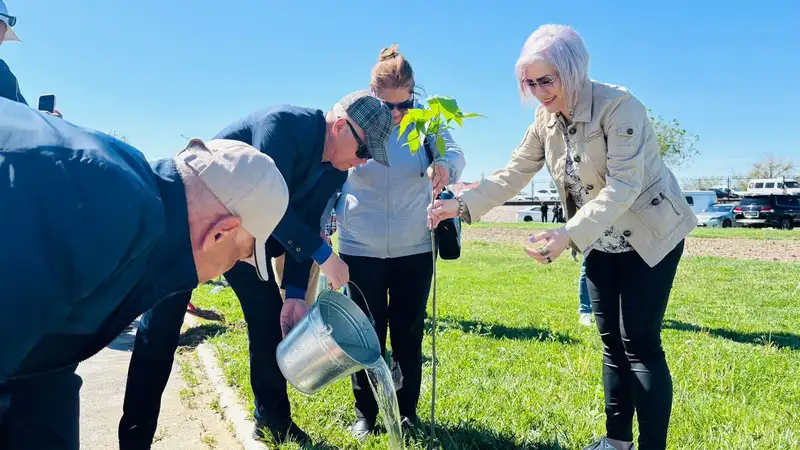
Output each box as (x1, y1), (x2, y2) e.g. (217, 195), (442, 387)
(334, 113), (466, 259)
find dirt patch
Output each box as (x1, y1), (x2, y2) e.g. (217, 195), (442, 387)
(462, 227), (800, 262)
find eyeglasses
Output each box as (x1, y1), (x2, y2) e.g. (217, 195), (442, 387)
(525, 74), (558, 90)
(0, 13), (16, 27)
(383, 98), (415, 111)
(345, 120), (371, 160)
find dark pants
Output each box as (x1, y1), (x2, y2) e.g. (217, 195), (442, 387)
(585, 240), (684, 450)
(342, 252), (433, 423)
(119, 261), (288, 449)
(541, 211), (548, 222)
(0, 364), (82, 450)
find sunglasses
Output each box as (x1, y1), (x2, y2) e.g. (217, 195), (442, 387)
(0, 13), (16, 27)
(525, 74), (559, 90)
(345, 120), (371, 160)
(383, 98), (414, 111)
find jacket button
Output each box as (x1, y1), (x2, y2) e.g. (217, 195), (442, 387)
(623, 230), (632, 237)
(574, 155), (581, 163)
(569, 128), (577, 135)
(587, 184), (594, 190)
(296, 247), (302, 252)
(627, 128), (634, 135)
(651, 198), (661, 205)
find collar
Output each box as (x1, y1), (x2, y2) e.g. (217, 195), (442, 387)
(148, 158), (199, 292)
(546, 79), (594, 128)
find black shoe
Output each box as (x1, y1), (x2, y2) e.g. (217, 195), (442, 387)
(350, 418), (376, 441)
(252, 420), (310, 445)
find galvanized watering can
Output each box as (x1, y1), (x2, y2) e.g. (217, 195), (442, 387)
(276, 286), (381, 395)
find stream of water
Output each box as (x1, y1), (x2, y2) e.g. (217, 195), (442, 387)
(366, 357), (404, 450)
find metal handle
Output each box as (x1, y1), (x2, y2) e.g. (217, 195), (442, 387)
(345, 280), (376, 327)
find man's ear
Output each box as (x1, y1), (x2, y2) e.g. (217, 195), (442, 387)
(200, 215), (243, 252)
(331, 118), (347, 137)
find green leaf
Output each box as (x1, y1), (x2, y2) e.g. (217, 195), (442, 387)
(408, 127), (420, 155)
(462, 112), (485, 119)
(453, 115), (463, 127)
(398, 113), (415, 141)
(436, 134), (446, 156)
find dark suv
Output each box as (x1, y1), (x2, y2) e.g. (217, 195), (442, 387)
(734, 194), (800, 229)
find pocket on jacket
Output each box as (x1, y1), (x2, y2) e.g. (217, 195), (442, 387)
(630, 179), (686, 238)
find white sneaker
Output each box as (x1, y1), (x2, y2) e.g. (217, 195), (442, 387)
(579, 312), (594, 327)
(582, 437), (635, 450)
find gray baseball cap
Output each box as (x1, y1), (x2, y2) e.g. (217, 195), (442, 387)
(176, 138), (289, 282)
(337, 90), (393, 167)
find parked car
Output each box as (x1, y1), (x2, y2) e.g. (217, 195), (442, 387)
(696, 203), (738, 228)
(706, 187), (740, 199)
(532, 189), (559, 202)
(517, 206), (543, 222)
(734, 194), (800, 229)
(683, 190), (718, 214)
(746, 178), (800, 196)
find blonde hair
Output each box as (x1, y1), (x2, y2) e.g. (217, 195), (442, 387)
(370, 44), (415, 94)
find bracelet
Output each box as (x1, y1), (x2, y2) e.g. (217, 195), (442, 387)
(456, 196), (470, 221)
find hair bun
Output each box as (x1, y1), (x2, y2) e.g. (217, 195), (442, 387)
(379, 44), (400, 62)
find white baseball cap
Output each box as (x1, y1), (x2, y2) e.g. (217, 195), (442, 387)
(0, 1), (20, 42)
(176, 138), (290, 282)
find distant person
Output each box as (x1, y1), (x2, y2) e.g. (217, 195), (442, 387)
(119, 91), (393, 448)
(541, 202), (549, 222)
(0, 97), (289, 450)
(551, 204), (561, 223)
(330, 44), (466, 440)
(428, 24), (696, 450)
(0, 1), (61, 116)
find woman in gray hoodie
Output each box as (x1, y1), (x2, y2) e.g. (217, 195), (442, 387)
(332, 44), (466, 439)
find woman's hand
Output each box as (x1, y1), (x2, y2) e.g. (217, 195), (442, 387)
(524, 227), (571, 264)
(427, 163), (450, 194)
(427, 198), (459, 229)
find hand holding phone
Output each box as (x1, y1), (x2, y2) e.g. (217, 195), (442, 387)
(38, 94), (56, 113)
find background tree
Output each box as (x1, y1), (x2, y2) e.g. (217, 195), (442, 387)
(748, 154), (796, 179)
(649, 109), (700, 167)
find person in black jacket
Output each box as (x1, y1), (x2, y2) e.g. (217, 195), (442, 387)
(0, 97), (290, 450)
(0, 1), (62, 116)
(119, 91), (394, 448)
(0, 1), (26, 104)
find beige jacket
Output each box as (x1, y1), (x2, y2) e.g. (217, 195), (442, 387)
(460, 80), (696, 267)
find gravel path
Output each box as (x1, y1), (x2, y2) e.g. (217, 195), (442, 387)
(462, 226), (800, 262)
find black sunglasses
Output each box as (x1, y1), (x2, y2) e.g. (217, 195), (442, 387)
(0, 13), (16, 27)
(383, 98), (414, 111)
(345, 120), (371, 160)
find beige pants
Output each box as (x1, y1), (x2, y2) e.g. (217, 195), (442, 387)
(271, 254), (321, 306)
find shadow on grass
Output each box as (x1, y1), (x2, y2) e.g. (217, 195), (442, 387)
(664, 319), (800, 350)
(177, 324), (229, 349)
(411, 420), (563, 450)
(426, 318), (579, 345)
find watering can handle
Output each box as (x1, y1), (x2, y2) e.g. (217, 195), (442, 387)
(346, 281), (377, 326)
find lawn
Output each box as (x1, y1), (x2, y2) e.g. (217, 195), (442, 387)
(191, 241), (800, 449)
(469, 221), (800, 240)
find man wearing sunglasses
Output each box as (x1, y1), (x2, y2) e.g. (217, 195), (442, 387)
(119, 90), (393, 448)
(0, 0), (25, 104)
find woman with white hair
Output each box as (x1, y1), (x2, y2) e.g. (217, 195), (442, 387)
(429, 24), (696, 450)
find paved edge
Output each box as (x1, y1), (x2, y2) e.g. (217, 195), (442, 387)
(197, 343), (268, 450)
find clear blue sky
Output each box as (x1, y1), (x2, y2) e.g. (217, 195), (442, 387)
(4, 0), (799, 189)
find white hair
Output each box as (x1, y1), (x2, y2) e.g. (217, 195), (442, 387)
(515, 24), (590, 112)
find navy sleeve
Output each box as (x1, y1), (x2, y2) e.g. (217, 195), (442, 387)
(280, 171), (346, 298)
(0, 142), (163, 394)
(0, 59), (27, 105)
(214, 117), (327, 264)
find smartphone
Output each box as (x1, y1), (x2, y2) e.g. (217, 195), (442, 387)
(38, 94), (56, 113)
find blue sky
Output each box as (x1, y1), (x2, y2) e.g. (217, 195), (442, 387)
(4, 0), (798, 190)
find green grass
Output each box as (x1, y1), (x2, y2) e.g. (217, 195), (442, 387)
(469, 221), (800, 240)
(192, 243), (800, 449)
